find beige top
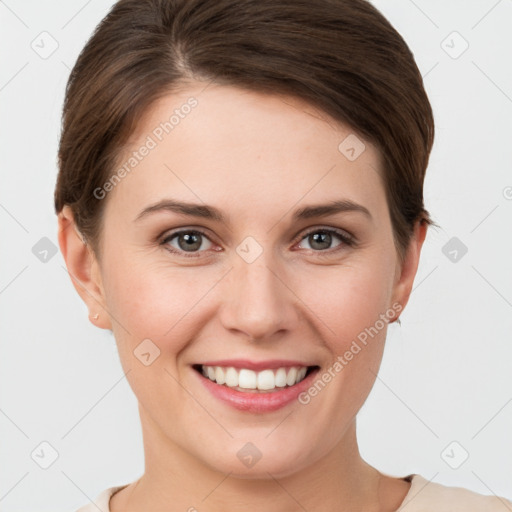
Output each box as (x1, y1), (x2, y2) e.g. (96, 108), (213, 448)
(75, 473), (512, 511)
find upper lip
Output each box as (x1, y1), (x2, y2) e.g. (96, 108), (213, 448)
(195, 359), (317, 371)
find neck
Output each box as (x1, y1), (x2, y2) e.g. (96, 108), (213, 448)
(113, 411), (390, 512)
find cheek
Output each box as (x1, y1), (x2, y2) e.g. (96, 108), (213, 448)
(102, 251), (221, 350)
(296, 265), (392, 427)
(101, 257), (213, 415)
(299, 259), (393, 344)
(297, 258), (392, 398)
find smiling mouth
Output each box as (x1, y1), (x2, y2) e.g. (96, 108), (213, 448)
(192, 364), (320, 393)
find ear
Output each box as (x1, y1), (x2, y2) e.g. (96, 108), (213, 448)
(57, 205), (112, 330)
(389, 219), (428, 321)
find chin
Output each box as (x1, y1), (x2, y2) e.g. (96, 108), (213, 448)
(200, 443), (315, 480)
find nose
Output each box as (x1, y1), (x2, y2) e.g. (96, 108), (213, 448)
(218, 250), (300, 342)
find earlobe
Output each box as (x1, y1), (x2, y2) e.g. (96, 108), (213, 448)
(390, 220), (428, 318)
(57, 206), (112, 330)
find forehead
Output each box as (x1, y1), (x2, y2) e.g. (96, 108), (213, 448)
(105, 83), (387, 225)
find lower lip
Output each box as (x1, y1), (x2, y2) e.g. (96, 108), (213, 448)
(194, 367), (320, 413)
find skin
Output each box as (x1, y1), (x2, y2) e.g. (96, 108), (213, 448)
(58, 82), (427, 511)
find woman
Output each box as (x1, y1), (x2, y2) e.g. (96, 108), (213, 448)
(55, 0), (511, 510)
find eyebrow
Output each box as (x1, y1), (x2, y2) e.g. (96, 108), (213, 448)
(134, 198), (372, 224)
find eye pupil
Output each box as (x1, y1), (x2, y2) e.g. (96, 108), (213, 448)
(310, 232), (331, 250)
(178, 232), (202, 251)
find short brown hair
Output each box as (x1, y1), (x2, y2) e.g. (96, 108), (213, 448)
(55, 0), (437, 264)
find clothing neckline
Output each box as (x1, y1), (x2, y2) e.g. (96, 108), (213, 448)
(106, 474), (419, 511)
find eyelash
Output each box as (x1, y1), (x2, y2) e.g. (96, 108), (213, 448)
(159, 226), (356, 259)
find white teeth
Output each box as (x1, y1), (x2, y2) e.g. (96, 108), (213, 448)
(225, 367), (238, 387)
(215, 366), (226, 385)
(199, 365), (311, 391)
(238, 369), (257, 389)
(286, 367), (298, 386)
(275, 368), (287, 387)
(257, 369), (275, 390)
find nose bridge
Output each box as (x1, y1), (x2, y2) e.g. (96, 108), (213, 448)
(219, 241), (297, 340)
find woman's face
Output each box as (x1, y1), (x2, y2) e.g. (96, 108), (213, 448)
(70, 83), (424, 478)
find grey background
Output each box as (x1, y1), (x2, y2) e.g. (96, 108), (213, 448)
(1, 0), (511, 510)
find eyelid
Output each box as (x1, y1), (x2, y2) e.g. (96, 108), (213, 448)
(293, 225), (355, 246)
(159, 228), (218, 258)
(159, 224), (356, 258)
